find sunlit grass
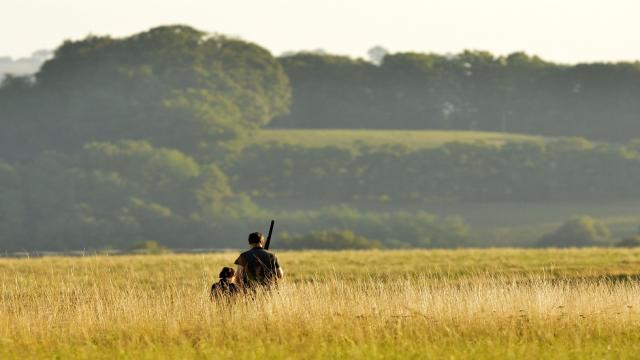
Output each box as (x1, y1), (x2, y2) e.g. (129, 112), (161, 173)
(2, 249), (640, 359)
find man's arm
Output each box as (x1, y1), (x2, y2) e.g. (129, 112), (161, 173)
(234, 254), (246, 287)
(235, 265), (244, 286)
(273, 255), (284, 279)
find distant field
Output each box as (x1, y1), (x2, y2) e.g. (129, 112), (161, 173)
(259, 129), (547, 149)
(3, 249), (640, 359)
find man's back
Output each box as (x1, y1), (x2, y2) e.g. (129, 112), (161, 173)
(235, 247), (280, 287)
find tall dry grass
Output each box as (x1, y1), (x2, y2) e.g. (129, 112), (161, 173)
(2, 250), (640, 359)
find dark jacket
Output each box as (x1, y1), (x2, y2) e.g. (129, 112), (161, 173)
(210, 279), (239, 300)
(234, 247), (280, 288)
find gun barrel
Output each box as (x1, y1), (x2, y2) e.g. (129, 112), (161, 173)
(265, 220), (275, 250)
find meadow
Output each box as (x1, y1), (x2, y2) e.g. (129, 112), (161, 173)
(258, 129), (546, 150)
(2, 249), (640, 359)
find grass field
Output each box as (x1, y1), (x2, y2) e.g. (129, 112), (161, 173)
(2, 249), (640, 359)
(258, 129), (546, 150)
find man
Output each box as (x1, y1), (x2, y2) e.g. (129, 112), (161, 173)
(234, 232), (284, 289)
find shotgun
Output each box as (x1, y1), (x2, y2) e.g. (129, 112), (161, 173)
(264, 220), (275, 250)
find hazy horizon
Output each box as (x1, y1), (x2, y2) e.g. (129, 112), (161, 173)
(2, 0), (640, 64)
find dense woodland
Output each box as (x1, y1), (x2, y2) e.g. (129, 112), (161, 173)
(230, 139), (640, 203)
(1, 25), (639, 251)
(275, 51), (640, 142)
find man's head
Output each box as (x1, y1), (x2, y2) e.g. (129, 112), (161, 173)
(248, 232), (265, 247)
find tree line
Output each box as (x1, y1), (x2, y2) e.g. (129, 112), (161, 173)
(273, 51), (640, 142)
(230, 138), (640, 203)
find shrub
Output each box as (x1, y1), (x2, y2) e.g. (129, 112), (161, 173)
(280, 230), (382, 250)
(615, 236), (640, 248)
(537, 216), (610, 248)
(130, 240), (172, 254)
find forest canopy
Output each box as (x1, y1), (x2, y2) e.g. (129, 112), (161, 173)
(274, 51), (640, 142)
(1, 26), (640, 251)
(1, 25), (291, 161)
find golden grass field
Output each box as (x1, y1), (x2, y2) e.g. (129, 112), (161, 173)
(258, 129), (545, 150)
(2, 248), (640, 359)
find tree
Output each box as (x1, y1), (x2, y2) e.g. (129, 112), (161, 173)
(0, 141), (242, 251)
(273, 53), (378, 128)
(0, 160), (24, 246)
(130, 240), (172, 254)
(0, 25), (291, 161)
(537, 216), (610, 248)
(367, 46), (388, 65)
(616, 236), (640, 248)
(280, 230), (382, 250)
(79, 140), (202, 215)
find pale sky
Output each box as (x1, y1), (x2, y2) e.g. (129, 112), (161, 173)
(2, 0), (639, 63)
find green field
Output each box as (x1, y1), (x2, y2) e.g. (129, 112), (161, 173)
(258, 129), (547, 149)
(3, 249), (640, 359)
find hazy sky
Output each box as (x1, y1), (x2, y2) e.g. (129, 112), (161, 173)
(2, 0), (639, 63)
